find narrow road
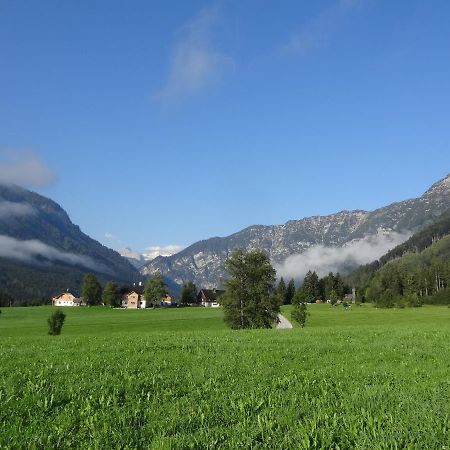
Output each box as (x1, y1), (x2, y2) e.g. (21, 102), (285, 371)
(276, 313), (293, 329)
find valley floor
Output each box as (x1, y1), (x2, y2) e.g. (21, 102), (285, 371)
(0, 305), (449, 449)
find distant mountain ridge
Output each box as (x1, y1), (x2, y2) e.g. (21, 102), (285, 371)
(141, 174), (450, 287)
(0, 183), (139, 302)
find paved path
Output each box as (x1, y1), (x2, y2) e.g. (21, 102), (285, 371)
(276, 313), (293, 329)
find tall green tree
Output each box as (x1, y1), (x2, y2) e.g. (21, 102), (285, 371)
(221, 249), (279, 329)
(180, 281), (197, 305)
(102, 281), (122, 307)
(294, 271), (321, 303)
(292, 301), (307, 328)
(285, 278), (296, 305)
(334, 273), (345, 299)
(82, 273), (103, 306)
(323, 272), (336, 299)
(144, 272), (167, 307)
(276, 277), (287, 306)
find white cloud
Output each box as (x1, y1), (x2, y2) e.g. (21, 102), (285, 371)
(117, 247), (144, 261)
(0, 201), (36, 219)
(104, 232), (114, 239)
(282, 0), (364, 55)
(143, 244), (185, 260)
(275, 231), (411, 282)
(0, 234), (102, 271)
(0, 151), (56, 188)
(155, 4), (233, 104)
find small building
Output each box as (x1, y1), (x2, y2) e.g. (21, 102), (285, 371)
(197, 288), (224, 307)
(159, 294), (173, 307)
(52, 292), (82, 307)
(344, 288), (357, 304)
(121, 285), (146, 309)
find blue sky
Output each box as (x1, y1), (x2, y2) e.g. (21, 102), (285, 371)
(1, 0), (449, 255)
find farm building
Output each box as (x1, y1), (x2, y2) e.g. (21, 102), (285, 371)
(160, 294), (173, 306)
(52, 292), (83, 307)
(121, 284), (174, 309)
(121, 285), (146, 309)
(197, 289), (224, 307)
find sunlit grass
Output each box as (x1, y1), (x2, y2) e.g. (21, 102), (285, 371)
(0, 305), (449, 448)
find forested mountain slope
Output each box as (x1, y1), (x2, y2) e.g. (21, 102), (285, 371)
(0, 183), (139, 303)
(345, 209), (450, 304)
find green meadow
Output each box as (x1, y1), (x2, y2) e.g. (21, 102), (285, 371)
(0, 305), (449, 449)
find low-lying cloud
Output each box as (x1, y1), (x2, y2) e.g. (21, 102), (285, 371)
(0, 201), (36, 219)
(0, 151), (56, 187)
(275, 231), (411, 282)
(0, 234), (100, 271)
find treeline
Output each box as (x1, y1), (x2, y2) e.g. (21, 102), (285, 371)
(81, 273), (175, 307)
(343, 209), (450, 307)
(362, 235), (450, 307)
(287, 271), (350, 304)
(275, 271), (350, 306)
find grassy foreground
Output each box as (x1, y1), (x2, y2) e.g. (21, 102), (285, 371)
(0, 305), (449, 449)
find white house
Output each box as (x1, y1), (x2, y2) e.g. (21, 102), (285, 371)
(52, 292), (82, 307)
(197, 289), (224, 307)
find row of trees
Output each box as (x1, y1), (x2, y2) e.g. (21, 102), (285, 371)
(83, 274), (203, 308)
(291, 270), (349, 304)
(81, 273), (169, 307)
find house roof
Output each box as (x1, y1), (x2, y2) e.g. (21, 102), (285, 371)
(197, 289), (225, 301)
(121, 285), (144, 295)
(52, 291), (76, 299)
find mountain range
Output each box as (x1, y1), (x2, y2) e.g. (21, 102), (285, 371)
(1, 174), (449, 303)
(140, 174), (450, 288)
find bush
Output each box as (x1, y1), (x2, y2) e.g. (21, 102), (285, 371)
(292, 302), (307, 328)
(374, 291), (396, 308)
(405, 293), (423, 308)
(48, 310), (66, 335)
(424, 288), (450, 305)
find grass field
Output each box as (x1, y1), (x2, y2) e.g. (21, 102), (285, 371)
(0, 304), (449, 449)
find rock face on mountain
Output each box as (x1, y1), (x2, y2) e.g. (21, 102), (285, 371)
(0, 183), (139, 302)
(141, 174), (450, 288)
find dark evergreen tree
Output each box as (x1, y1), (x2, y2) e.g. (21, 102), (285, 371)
(276, 277), (287, 306)
(221, 249), (279, 329)
(334, 273), (345, 299)
(82, 273), (103, 306)
(180, 281), (197, 305)
(285, 278), (296, 305)
(294, 271), (321, 303)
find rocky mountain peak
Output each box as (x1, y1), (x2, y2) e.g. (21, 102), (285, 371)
(423, 173), (450, 197)
(140, 173), (450, 289)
